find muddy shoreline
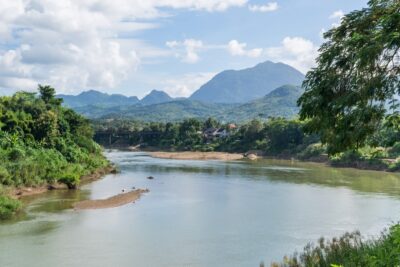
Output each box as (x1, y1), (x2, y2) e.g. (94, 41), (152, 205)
(148, 151), (244, 161)
(74, 189), (149, 210)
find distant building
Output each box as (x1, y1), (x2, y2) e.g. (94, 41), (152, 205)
(228, 123), (237, 130)
(203, 127), (229, 140)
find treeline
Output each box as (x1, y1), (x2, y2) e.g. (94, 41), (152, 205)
(94, 115), (400, 171)
(93, 117), (319, 155)
(0, 86), (108, 219)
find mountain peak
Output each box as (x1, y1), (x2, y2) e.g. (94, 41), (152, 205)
(141, 90), (173, 105)
(189, 61), (304, 103)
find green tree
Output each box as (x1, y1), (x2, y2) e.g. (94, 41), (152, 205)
(204, 117), (219, 129)
(298, 0), (400, 154)
(38, 85), (63, 106)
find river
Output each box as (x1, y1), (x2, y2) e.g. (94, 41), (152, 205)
(1, 151), (400, 266)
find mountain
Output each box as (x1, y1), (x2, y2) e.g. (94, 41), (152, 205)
(75, 85), (302, 122)
(221, 85), (303, 121)
(76, 100), (237, 122)
(190, 61), (304, 103)
(140, 90), (173, 105)
(58, 90), (139, 108)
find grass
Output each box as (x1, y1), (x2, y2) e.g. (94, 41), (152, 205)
(271, 224), (400, 267)
(0, 196), (22, 220)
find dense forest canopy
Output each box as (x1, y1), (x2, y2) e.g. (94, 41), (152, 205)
(298, 0), (400, 154)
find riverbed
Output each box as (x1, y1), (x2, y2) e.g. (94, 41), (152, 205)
(1, 151), (400, 266)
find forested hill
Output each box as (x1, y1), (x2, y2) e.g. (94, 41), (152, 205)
(0, 86), (109, 219)
(58, 90), (139, 108)
(72, 85), (301, 122)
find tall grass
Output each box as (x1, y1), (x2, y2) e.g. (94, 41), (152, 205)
(271, 224), (400, 267)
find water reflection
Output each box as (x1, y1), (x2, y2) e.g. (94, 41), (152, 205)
(1, 151), (400, 267)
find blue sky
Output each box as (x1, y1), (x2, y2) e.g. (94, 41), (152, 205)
(0, 0), (367, 98)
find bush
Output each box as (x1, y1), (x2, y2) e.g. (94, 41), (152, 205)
(388, 142), (400, 158)
(297, 143), (325, 160)
(0, 166), (11, 185)
(272, 224), (400, 267)
(0, 196), (22, 220)
(58, 173), (80, 189)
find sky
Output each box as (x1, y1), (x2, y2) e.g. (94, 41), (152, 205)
(0, 0), (368, 98)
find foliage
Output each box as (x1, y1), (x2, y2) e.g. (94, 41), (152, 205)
(0, 86), (108, 219)
(272, 224), (400, 267)
(93, 117), (311, 156)
(298, 0), (400, 155)
(0, 196), (22, 220)
(297, 143), (326, 160)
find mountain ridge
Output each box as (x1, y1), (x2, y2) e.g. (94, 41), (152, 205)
(189, 61), (304, 103)
(74, 85), (302, 122)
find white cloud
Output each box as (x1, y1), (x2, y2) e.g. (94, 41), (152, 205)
(248, 2), (278, 13)
(0, 0), (247, 94)
(329, 10), (344, 19)
(329, 10), (345, 28)
(166, 39), (204, 63)
(265, 37), (318, 73)
(163, 72), (216, 97)
(228, 40), (263, 58)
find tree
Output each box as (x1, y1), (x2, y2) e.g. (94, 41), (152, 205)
(204, 117), (219, 129)
(298, 0), (400, 154)
(38, 85), (63, 106)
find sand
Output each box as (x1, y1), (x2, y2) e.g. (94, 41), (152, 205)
(73, 189), (149, 210)
(149, 151), (244, 161)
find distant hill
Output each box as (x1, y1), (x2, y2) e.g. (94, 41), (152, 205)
(59, 89), (174, 108)
(74, 85), (302, 122)
(190, 61), (304, 103)
(76, 100), (237, 122)
(221, 85), (303, 121)
(140, 90), (173, 105)
(58, 90), (139, 108)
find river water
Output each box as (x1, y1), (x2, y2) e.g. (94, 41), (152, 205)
(1, 151), (400, 266)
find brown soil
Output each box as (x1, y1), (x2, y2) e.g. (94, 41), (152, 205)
(149, 151), (244, 161)
(73, 189), (149, 210)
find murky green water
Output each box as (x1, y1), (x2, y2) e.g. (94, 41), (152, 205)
(2, 151), (400, 266)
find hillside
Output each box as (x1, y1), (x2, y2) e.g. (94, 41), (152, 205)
(75, 85), (302, 122)
(189, 61), (304, 103)
(140, 90), (173, 105)
(221, 85), (303, 121)
(59, 90), (139, 108)
(94, 100), (237, 122)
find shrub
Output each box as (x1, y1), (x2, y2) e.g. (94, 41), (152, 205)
(272, 224), (400, 267)
(0, 166), (11, 185)
(388, 142), (400, 158)
(297, 143), (325, 160)
(58, 173), (80, 189)
(0, 196), (22, 220)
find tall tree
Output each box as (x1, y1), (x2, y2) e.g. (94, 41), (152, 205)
(39, 85), (63, 106)
(298, 0), (400, 154)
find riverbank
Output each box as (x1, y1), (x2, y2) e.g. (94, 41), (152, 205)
(74, 189), (149, 210)
(8, 165), (117, 200)
(146, 149), (400, 173)
(0, 164), (117, 220)
(149, 151), (244, 161)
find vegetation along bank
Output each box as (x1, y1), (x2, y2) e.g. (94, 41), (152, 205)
(0, 85), (112, 220)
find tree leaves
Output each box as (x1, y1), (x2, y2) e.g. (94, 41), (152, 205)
(298, 0), (400, 154)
